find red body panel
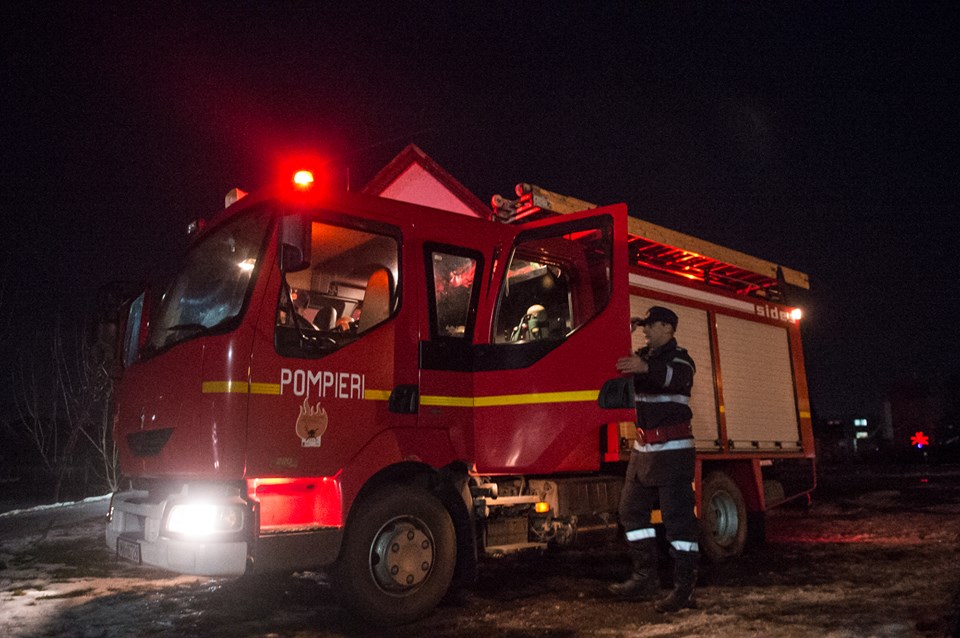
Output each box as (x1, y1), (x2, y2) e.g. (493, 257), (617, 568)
(115, 321), (256, 479)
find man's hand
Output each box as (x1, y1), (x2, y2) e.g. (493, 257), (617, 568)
(617, 354), (649, 374)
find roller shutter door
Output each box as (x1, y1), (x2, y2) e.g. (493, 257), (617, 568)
(716, 314), (800, 450)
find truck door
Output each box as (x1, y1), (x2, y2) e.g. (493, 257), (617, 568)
(419, 205), (635, 474)
(244, 210), (419, 521)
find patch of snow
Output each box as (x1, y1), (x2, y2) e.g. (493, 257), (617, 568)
(0, 493), (111, 519)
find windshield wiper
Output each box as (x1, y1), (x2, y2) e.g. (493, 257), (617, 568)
(166, 323), (211, 337)
(138, 323), (210, 358)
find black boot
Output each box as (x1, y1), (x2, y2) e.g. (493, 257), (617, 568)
(608, 539), (660, 600)
(654, 550), (698, 612)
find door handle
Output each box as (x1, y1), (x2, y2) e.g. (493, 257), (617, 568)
(388, 384), (419, 414)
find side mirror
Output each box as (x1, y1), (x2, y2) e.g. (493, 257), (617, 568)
(278, 214), (311, 273)
(121, 286), (153, 368)
(598, 377), (634, 409)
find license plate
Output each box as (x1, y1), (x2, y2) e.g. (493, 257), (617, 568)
(116, 538), (142, 564)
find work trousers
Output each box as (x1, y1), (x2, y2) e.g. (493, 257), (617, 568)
(619, 447), (699, 550)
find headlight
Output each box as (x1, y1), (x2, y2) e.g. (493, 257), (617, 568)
(165, 503), (245, 537)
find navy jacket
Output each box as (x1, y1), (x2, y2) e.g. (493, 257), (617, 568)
(632, 337), (695, 430)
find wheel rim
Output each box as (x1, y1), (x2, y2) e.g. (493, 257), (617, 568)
(369, 515), (435, 595)
(708, 489), (740, 547)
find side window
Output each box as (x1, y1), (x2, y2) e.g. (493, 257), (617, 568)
(275, 220), (399, 358)
(426, 247), (481, 340)
(494, 219), (612, 344)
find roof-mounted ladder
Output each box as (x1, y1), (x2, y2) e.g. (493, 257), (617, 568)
(491, 183), (809, 297)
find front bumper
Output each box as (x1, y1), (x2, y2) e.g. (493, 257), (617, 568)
(105, 490), (248, 576)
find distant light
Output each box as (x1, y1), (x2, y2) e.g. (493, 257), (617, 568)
(534, 501), (550, 514)
(911, 431), (929, 448)
(186, 219), (206, 236)
(790, 308), (802, 321)
(293, 170), (315, 188)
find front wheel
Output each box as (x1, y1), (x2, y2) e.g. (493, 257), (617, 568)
(334, 485), (456, 625)
(699, 471), (748, 563)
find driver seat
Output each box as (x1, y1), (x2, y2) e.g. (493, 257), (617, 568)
(360, 267), (393, 331)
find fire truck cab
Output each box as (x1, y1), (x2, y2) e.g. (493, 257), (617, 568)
(107, 168), (637, 623)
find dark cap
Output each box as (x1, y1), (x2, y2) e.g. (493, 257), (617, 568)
(632, 306), (678, 329)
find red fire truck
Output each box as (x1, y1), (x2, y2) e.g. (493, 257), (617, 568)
(106, 160), (814, 624)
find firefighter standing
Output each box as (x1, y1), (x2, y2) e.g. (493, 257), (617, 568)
(609, 306), (699, 612)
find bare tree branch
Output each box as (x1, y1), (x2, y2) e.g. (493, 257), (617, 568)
(11, 321), (119, 500)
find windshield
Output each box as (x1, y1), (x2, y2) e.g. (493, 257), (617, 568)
(145, 208), (272, 354)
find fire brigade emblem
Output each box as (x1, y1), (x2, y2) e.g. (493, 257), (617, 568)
(296, 398), (328, 447)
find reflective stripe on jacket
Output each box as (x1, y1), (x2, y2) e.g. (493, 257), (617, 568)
(632, 337), (695, 432)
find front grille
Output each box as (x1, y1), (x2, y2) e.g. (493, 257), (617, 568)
(127, 428), (174, 457)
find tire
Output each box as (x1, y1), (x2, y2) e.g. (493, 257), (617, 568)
(699, 471), (748, 563)
(334, 485), (456, 625)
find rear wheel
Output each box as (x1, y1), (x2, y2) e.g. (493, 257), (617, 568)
(334, 485), (456, 625)
(699, 471), (748, 563)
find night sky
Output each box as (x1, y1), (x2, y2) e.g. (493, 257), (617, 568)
(2, 3), (958, 419)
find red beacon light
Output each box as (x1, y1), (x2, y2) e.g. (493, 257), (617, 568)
(293, 170), (315, 189)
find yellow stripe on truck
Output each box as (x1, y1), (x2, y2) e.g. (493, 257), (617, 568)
(202, 382), (598, 408)
(201, 381), (248, 394)
(422, 389), (599, 408)
(202, 381), (282, 395)
(419, 395), (474, 407)
(250, 382), (281, 395)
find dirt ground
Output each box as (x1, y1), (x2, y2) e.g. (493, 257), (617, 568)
(1, 464), (959, 637)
